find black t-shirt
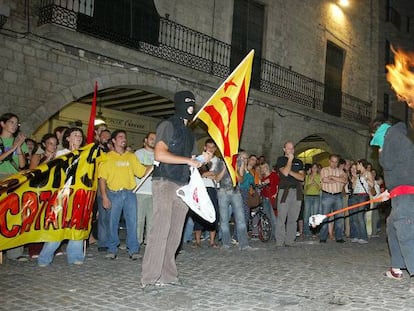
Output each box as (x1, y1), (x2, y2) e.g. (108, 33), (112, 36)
(276, 156), (304, 189)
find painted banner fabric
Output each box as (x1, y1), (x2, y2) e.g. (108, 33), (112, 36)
(0, 143), (103, 251)
(193, 50), (254, 186)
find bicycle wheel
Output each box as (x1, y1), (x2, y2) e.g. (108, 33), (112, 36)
(258, 213), (272, 242)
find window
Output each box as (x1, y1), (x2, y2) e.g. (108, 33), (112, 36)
(383, 93), (389, 119)
(323, 41), (344, 117)
(389, 7), (401, 30)
(83, 0), (160, 46)
(231, 0), (264, 89)
(385, 39), (393, 72)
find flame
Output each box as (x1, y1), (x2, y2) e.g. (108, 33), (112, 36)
(386, 48), (414, 109)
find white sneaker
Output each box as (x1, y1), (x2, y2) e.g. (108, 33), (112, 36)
(105, 253), (117, 259)
(358, 239), (368, 244)
(351, 238), (359, 243)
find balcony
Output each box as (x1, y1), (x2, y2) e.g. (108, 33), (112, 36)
(37, 0), (372, 124)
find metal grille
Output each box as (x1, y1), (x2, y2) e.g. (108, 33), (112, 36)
(38, 1), (372, 124)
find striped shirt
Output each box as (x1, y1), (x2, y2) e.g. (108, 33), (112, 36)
(353, 175), (369, 194)
(320, 166), (345, 194)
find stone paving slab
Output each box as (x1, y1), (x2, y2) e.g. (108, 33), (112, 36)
(1, 235), (413, 311)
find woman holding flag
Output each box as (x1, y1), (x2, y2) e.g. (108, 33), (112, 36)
(37, 127), (86, 267)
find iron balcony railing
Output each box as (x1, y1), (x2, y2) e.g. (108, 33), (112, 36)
(37, 0), (372, 124)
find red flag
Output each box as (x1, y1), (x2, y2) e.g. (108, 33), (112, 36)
(86, 81), (98, 144)
(193, 50), (254, 186)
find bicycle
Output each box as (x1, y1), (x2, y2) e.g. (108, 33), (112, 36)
(249, 205), (272, 242)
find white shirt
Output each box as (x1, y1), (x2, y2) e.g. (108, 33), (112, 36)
(202, 156), (219, 188)
(134, 148), (154, 195)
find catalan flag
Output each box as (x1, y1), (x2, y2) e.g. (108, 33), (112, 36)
(193, 50), (254, 186)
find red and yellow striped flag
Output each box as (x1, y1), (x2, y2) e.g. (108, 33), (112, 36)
(193, 50), (254, 186)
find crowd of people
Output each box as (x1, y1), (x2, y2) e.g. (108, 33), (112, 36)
(0, 111), (389, 261)
(0, 102), (410, 292)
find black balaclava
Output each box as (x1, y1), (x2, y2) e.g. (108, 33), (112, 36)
(174, 91), (195, 120)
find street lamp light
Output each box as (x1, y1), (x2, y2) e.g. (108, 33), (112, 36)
(338, 0), (349, 8)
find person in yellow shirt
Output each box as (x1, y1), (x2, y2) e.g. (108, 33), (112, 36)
(99, 130), (151, 260)
(303, 163), (321, 238)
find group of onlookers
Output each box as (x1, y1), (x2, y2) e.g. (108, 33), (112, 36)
(2, 98), (412, 294)
(185, 140), (387, 250)
(1, 110), (388, 268)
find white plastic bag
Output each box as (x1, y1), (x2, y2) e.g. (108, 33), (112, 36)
(176, 167), (216, 223)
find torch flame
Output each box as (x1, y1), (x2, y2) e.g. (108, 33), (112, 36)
(386, 48), (414, 109)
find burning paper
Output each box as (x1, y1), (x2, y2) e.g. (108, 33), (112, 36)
(386, 48), (414, 108)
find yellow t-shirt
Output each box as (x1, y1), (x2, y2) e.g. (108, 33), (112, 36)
(304, 174), (321, 195)
(98, 151), (146, 191)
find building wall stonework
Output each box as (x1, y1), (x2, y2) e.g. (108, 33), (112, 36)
(0, 0), (375, 165)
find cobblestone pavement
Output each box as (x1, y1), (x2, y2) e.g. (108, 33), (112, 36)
(1, 233), (414, 311)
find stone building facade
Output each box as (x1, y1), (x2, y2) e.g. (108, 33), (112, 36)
(0, 0), (383, 164)
(377, 0), (414, 125)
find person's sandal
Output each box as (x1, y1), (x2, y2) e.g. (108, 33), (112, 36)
(209, 243), (220, 249)
(384, 268), (403, 280)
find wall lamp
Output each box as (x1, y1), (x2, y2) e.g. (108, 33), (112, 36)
(0, 4), (10, 29)
(338, 0), (349, 7)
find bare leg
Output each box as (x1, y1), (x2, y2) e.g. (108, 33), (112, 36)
(329, 222), (334, 240)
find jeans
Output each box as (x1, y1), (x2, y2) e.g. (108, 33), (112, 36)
(183, 215), (194, 243)
(38, 240), (84, 265)
(107, 190), (139, 255)
(348, 194), (369, 241)
(262, 197), (277, 240)
(371, 202), (381, 235)
(319, 192), (344, 241)
(387, 194), (414, 275)
(303, 195), (321, 236)
(238, 189), (250, 237)
(97, 194), (110, 248)
(217, 189), (249, 249)
(137, 194), (153, 244)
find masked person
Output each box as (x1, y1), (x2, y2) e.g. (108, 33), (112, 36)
(141, 90), (207, 290)
(370, 119), (414, 294)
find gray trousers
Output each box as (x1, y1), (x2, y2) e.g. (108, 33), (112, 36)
(6, 246), (24, 260)
(136, 194), (153, 244)
(275, 189), (301, 246)
(141, 179), (188, 285)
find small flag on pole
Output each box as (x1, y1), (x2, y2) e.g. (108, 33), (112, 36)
(193, 50), (254, 186)
(86, 81), (98, 144)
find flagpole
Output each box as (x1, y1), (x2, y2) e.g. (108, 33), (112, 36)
(192, 49), (255, 122)
(86, 81), (98, 144)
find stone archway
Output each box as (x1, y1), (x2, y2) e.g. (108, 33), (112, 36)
(29, 70), (208, 136)
(296, 133), (350, 166)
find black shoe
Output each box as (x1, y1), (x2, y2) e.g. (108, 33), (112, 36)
(336, 239), (346, 243)
(98, 247), (108, 252)
(320, 240), (327, 243)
